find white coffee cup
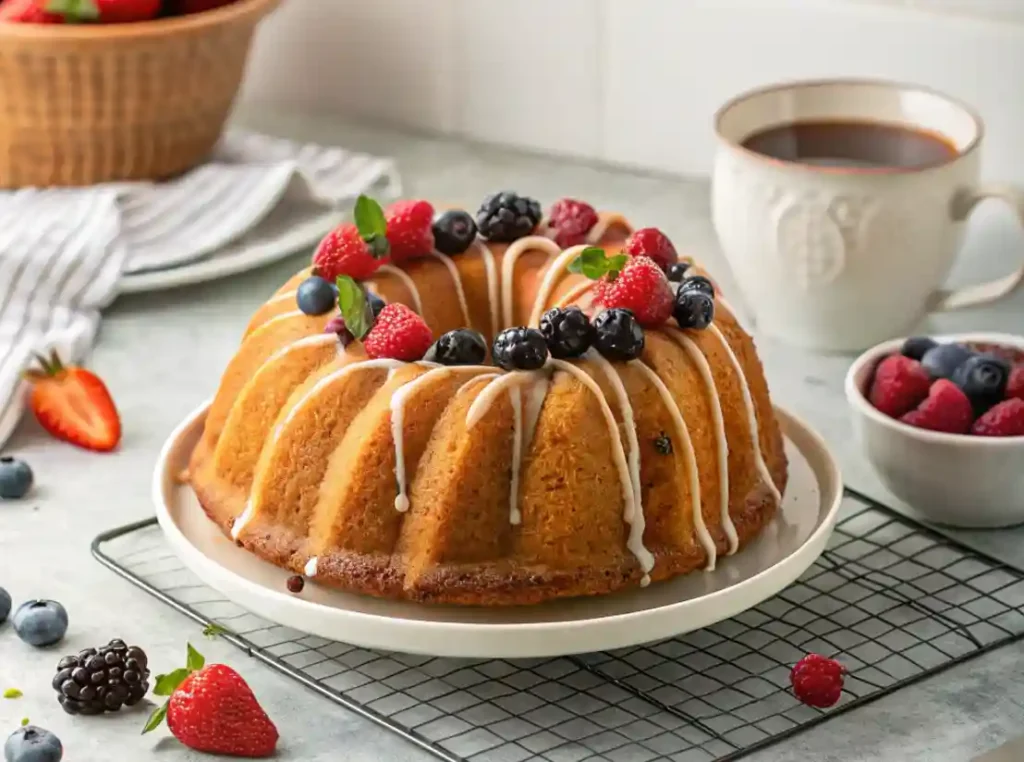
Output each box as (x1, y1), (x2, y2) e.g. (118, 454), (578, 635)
(712, 79), (1024, 352)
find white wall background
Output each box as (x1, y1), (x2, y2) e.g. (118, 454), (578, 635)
(239, 0), (1024, 183)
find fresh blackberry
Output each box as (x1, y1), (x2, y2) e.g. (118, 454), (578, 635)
(666, 262), (691, 283)
(592, 309), (644, 361)
(539, 307), (594, 359)
(678, 275), (714, 297)
(424, 329), (488, 366)
(52, 639), (149, 716)
(492, 327), (549, 371)
(476, 191), (542, 243)
(432, 210), (478, 255)
(673, 290), (715, 330)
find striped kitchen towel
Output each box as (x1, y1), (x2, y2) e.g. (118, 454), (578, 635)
(0, 130), (400, 449)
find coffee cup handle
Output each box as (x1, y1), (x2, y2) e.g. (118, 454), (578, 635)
(930, 184), (1024, 312)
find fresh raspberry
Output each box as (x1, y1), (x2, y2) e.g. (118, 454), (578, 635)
(385, 199), (435, 261)
(900, 379), (974, 434)
(364, 304), (433, 361)
(594, 256), (674, 327)
(1007, 365), (1024, 401)
(868, 355), (932, 418)
(623, 227), (678, 272)
(971, 398), (1024, 437)
(313, 223), (389, 281)
(790, 654), (845, 708)
(548, 198), (599, 248)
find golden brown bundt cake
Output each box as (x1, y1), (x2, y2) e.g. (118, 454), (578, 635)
(187, 193), (788, 606)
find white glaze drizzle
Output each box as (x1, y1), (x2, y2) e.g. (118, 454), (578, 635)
(528, 245), (590, 327)
(304, 556), (318, 577)
(666, 330), (738, 554)
(231, 501), (254, 541)
(470, 240), (501, 338)
(630, 360), (717, 571)
(584, 350), (654, 585)
(708, 324), (782, 506)
(509, 386), (524, 525)
(466, 370), (544, 429)
(554, 281), (597, 310)
(391, 365), (493, 512)
(376, 265), (425, 315)
(500, 236), (563, 328)
(427, 251), (472, 328)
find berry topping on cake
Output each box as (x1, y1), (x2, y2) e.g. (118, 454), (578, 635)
(364, 304), (433, 361)
(296, 276), (337, 316)
(666, 262), (691, 283)
(4, 726), (63, 762)
(313, 195), (391, 280)
(52, 639), (150, 716)
(12, 600), (67, 648)
(476, 191), (542, 242)
(654, 433), (673, 455)
(432, 210), (478, 255)
(548, 198), (599, 248)
(678, 274), (715, 297)
(921, 342), (973, 380)
(492, 327), (549, 371)
(591, 256), (674, 328)
(790, 654), (845, 708)
(623, 227), (678, 272)
(900, 379), (974, 434)
(1008, 365), (1024, 400)
(539, 306), (595, 359)
(323, 317), (354, 347)
(673, 290), (715, 331)
(971, 398), (1024, 437)
(143, 644), (278, 758)
(568, 246), (628, 280)
(366, 290), (386, 319)
(593, 309), (645, 362)
(900, 336), (938, 362)
(0, 456), (32, 500)
(868, 355), (932, 418)
(385, 199), (435, 260)
(952, 354), (1010, 415)
(424, 329), (488, 366)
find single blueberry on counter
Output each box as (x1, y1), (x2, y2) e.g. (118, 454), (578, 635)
(12, 600), (68, 648)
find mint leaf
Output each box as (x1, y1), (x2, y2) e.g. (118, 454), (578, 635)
(203, 623), (230, 639)
(336, 275), (374, 340)
(152, 668), (190, 697)
(186, 643), (205, 672)
(3, 688), (22, 699)
(567, 247), (628, 281)
(20, 718), (28, 727)
(142, 702), (168, 735)
(353, 195), (390, 259)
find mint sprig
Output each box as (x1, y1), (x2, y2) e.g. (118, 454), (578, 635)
(354, 195), (390, 259)
(336, 275), (375, 340)
(568, 247), (629, 281)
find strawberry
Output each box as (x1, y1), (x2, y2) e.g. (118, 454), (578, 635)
(144, 644), (278, 758)
(1007, 365), (1024, 401)
(548, 198), (599, 248)
(48, 0), (160, 22)
(586, 254), (674, 327)
(313, 195), (392, 281)
(0, 0), (62, 22)
(23, 351), (121, 452)
(868, 354), (932, 419)
(385, 199), (435, 261)
(900, 379), (974, 434)
(790, 654), (845, 708)
(971, 398), (1024, 437)
(623, 227), (678, 272)
(364, 304), (433, 361)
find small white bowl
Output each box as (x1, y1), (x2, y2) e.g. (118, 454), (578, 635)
(845, 332), (1024, 528)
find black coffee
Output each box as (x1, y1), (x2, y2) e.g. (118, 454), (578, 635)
(741, 120), (958, 169)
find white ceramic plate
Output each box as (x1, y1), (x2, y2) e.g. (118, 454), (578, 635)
(154, 403), (843, 658)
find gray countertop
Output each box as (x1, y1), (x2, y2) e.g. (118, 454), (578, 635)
(1, 109), (1023, 761)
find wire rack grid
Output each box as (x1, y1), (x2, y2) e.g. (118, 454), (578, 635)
(92, 488), (1024, 762)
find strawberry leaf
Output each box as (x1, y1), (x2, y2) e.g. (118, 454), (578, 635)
(152, 668), (190, 697)
(142, 702), (168, 735)
(186, 643), (205, 672)
(354, 195), (390, 259)
(336, 275), (374, 340)
(568, 247), (628, 281)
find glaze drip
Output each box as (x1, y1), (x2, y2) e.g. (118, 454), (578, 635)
(500, 236), (562, 328)
(471, 240), (501, 339)
(377, 265), (425, 315)
(427, 251), (472, 328)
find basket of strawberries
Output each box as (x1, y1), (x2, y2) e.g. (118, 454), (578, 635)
(0, 0), (279, 188)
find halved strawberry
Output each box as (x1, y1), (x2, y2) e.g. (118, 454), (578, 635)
(23, 351), (121, 452)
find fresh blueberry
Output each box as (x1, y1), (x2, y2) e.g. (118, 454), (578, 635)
(0, 457), (32, 500)
(900, 336), (938, 362)
(673, 290), (715, 331)
(432, 210), (478, 255)
(4, 726), (63, 762)
(593, 308), (645, 361)
(678, 275), (715, 297)
(424, 329), (488, 366)
(296, 276), (338, 316)
(952, 354), (1010, 415)
(665, 262), (691, 283)
(921, 343), (973, 380)
(366, 291), (386, 319)
(0, 587), (10, 624)
(12, 600), (68, 647)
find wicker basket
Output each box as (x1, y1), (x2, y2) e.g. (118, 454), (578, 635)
(0, 0), (280, 188)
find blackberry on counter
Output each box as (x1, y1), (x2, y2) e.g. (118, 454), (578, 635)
(678, 275), (714, 297)
(492, 327), (549, 371)
(539, 307), (594, 359)
(476, 191), (542, 242)
(432, 210), (478, 255)
(666, 262), (691, 283)
(52, 639), (149, 716)
(592, 309), (645, 361)
(424, 329), (488, 366)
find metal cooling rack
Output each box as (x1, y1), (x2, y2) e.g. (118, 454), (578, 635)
(92, 488), (1024, 762)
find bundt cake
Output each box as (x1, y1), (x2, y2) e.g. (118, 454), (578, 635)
(186, 192), (788, 606)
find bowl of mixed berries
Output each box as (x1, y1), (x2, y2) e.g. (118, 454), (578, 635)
(845, 332), (1024, 528)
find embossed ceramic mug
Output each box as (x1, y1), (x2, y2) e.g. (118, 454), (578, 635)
(712, 79), (1024, 351)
